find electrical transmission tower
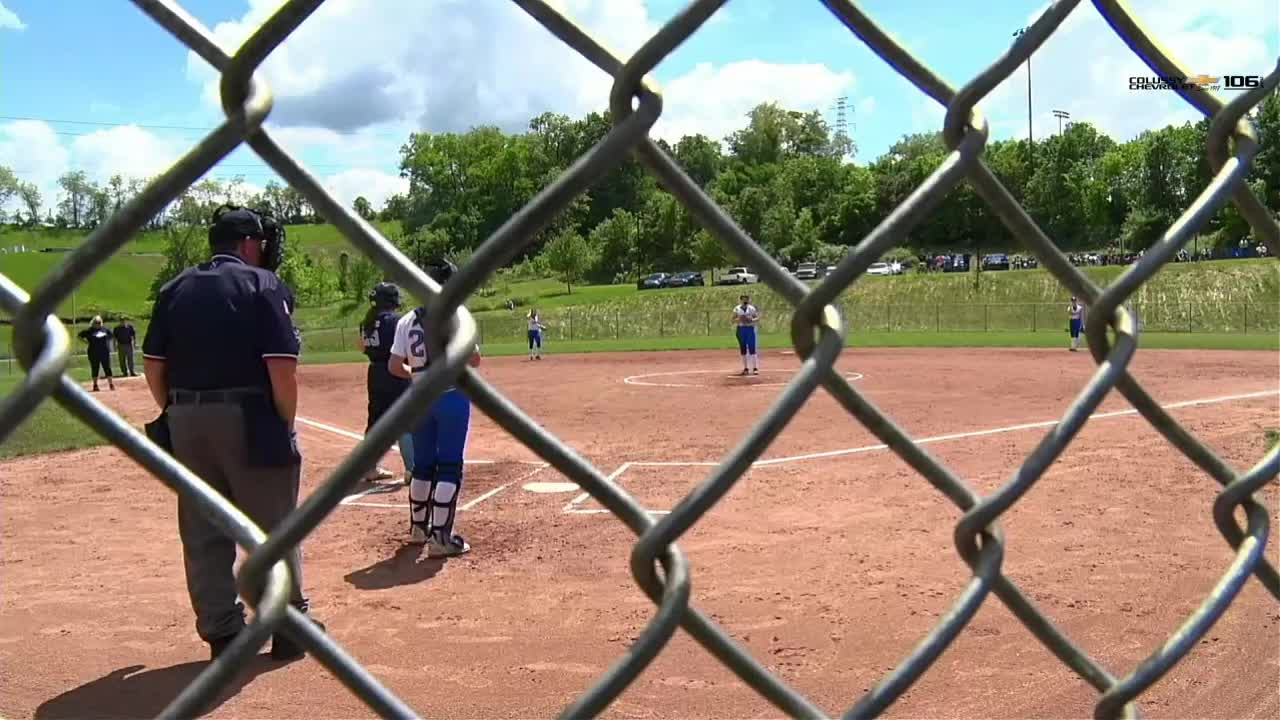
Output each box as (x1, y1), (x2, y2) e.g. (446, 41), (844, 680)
(833, 95), (853, 158)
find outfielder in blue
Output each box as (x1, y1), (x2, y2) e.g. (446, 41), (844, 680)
(732, 294), (761, 375)
(387, 259), (480, 557)
(527, 309), (546, 360)
(359, 282), (416, 484)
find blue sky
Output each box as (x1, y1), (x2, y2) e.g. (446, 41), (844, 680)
(1, 0), (1275, 214)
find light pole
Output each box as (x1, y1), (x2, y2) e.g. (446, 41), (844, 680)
(1013, 27), (1033, 169)
(1053, 109), (1070, 135)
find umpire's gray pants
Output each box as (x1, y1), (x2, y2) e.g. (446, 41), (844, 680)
(167, 402), (308, 643)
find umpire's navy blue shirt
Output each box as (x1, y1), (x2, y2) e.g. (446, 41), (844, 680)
(143, 254), (300, 391)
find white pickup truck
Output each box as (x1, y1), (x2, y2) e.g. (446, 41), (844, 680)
(719, 267), (758, 285)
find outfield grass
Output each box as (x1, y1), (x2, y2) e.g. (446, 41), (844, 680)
(0, 252), (165, 318)
(0, 369), (106, 459)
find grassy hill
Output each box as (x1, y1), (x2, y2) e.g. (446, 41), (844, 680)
(0, 220), (402, 259)
(2, 224), (1277, 358)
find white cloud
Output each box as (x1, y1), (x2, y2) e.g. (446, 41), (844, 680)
(186, 0), (861, 151)
(857, 96), (876, 117)
(68, 126), (185, 183)
(0, 121), (68, 217)
(654, 60), (856, 144)
(982, 0), (1277, 144)
(187, 0), (657, 134)
(0, 1), (24, 31)
(322, 168), (409, 213)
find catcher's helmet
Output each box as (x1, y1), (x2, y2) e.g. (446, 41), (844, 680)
(423, 257), (457, 286)
(369, 282), (401, 308)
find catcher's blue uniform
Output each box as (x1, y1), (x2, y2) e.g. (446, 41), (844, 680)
(390, 306), (472, 556)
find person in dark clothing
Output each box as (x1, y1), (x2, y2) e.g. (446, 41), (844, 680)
(78, 316), (115, 391)
(359, 282), (415, 484)
(113, 319), (137, 377)
(142, 205), (324, 661)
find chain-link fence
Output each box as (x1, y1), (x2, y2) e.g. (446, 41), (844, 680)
(1, 0), (1278, 717)
(10, 299), (1273, 372)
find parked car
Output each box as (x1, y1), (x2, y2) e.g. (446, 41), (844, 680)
(666, 271), (705, 287)
(982, 253), (1010, 271)
(794, 262), (820, 280)
(867, 262), (893, 276)
(719, 267), (758, 285)
(637, 272), (670, 290)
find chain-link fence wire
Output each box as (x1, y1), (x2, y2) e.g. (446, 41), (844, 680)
(1, 0), (1278, 717)
(4, 298), (1279, 373)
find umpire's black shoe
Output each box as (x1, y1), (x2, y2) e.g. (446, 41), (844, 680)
(270, 617), (326, 661)
(208, 631), (241, 660)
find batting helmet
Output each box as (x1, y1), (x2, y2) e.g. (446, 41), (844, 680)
(423, 257), (458, 286)
(369, 282), (401, 308)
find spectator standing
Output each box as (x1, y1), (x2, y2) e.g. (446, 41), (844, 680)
(113, 318), (137, 377)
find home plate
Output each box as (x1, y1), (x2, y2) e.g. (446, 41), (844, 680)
(524, 481), (580, 493)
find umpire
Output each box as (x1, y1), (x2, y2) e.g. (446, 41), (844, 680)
(142, 205), (323, 661)
(359, 282), (415, 485)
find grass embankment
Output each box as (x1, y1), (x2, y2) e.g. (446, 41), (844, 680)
(296, 258), (1280, 350)
(3, 224), (1277, 357)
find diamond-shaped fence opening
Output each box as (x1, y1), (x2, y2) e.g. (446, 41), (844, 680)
(1, 0), (1277, 718)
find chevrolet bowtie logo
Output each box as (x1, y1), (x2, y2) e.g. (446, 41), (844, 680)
(1188, 74), (1219, 85)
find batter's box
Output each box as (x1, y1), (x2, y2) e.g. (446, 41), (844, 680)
(341, 460), (549, 512)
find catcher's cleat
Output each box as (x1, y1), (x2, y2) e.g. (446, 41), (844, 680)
(426, 531), (470, 558)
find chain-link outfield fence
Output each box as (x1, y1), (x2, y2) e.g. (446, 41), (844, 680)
(7, 299), (1277, 372)
(1, 0), (1278, 717)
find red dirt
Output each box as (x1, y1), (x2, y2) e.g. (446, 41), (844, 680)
(2, 347), (1277, 719)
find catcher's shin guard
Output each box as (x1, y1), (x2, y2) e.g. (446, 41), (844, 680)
(408, 465), (434, 536)
(428, 462), (464, 539)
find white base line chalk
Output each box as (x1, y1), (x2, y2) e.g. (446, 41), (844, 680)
(564, 387), (1279, 516)
(295, 415), (544, 465)
(341, 463), (549, 510)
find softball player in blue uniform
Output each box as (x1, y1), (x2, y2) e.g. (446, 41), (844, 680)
(360, 282), (415, 484)
(527, 309), (546, 360)
(388, 259), (481, 557)
(732, 294), (760, 375)
(1068, 296), (1085, 352)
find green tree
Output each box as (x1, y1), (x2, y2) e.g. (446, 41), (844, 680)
(542, 228), (595, 294)
(673, 134), (723, 187)
(347, 254), (382, 303)
(149, 222), (206, 298)
(588, 208), (640, 282)
(691, 228), (729, 283)
(353, 196), (375, 221)
(56, 170), (92, 228)
(16, 180), (42, 226)
(0, 165), (19, 219)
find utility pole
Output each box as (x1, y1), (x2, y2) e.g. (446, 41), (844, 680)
(1014, 28), (1033, 170)
(1053, 109), (1070, 135)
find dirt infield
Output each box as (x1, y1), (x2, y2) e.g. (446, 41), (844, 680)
(2, 347), (1277, 719)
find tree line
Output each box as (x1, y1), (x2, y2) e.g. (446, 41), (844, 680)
(381, 92), (1278, 289)
(2, 88), (1276, 302)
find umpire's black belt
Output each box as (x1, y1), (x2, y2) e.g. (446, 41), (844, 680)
(168, 387), (265, 405)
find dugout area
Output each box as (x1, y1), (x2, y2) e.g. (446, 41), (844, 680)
(1, 347), (1278, 719)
